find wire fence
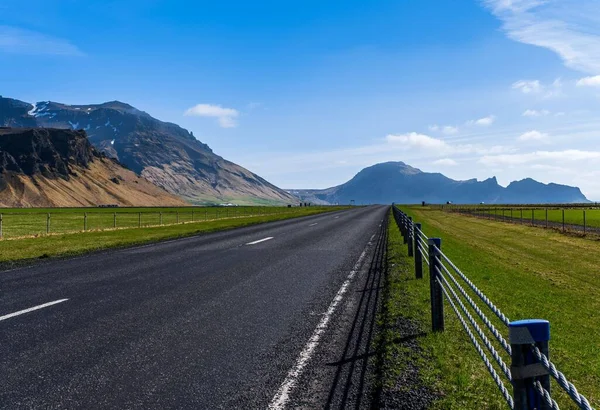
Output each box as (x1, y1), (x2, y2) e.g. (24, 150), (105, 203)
(444, 206), (600, 235)
(392, 205), (595, 410)
(0, 206), (297, 239)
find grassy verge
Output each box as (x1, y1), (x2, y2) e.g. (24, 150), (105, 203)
(0, 207), (346, 264)
(372, 210), (437, 408)
(395, 206), (599, 409)
(382, 210), (507, 409)
(0, 206), (324, 238)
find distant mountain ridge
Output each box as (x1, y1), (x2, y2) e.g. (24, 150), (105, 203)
(291, 161), (589, 204)
(0, 96), (296, 205)
(0, 127), (187, 207)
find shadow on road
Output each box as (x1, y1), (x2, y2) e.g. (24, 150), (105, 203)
(323, 220), (388, 410)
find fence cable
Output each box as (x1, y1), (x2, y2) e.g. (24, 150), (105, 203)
(417, 227), (429, 241)
(417, 236), (429, 252)
(437, 247), (511, 327)
(530, 346), (594, 410)
(435, 257), (512, 356)
(533, 381), (561, 410)
(416, 241), (430, 264)
(438, 279), (515, 410)
(435, 266), (512, 381)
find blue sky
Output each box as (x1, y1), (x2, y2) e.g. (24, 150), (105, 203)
(1, 0), (600, 199)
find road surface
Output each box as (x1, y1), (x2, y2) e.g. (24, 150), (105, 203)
(1, 205), (389, 409)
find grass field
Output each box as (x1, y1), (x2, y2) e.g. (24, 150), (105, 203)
(0, 206), (346, 263)
(449, 206), (600, 229)
(388, 206), (599, 409)
(0, 206), (312, 239)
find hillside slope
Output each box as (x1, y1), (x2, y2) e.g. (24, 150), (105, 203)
(0, 128), (187, 207)
(0, 96), (296, 205)
(291, 161), (589, 204)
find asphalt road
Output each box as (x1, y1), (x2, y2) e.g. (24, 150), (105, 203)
(1, 205), (389, 409)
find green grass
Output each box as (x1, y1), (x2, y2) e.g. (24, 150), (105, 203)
(389, 206), (600, 409)
(374, 211), (438, 404)
(0, 206), (321, 239)
(0, 206), (346, 263)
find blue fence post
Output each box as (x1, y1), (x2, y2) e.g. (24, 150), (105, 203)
(428, 238), (444, 332)
(402, 213), (408, 244)
(509, 319), (551, 410)
(407, 217), (414, 257)
(414, 223), (423, 279)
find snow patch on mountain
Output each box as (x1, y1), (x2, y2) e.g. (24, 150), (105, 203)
(104, 119), (117, 133)
(27, 103), (37, 116)
(27, 101), (50, 117)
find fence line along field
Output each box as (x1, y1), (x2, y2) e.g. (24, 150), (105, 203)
(0, 206), (320, 239)
(445, 205), (600, 232)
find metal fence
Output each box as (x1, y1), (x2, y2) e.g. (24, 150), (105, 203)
(0, 207), (291, 239)
(392, 206), (595, 410)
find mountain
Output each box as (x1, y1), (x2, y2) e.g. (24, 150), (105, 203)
(0, 127), (187, 207)
(0, 96), (296, 205)
(291, 161), (589, 204)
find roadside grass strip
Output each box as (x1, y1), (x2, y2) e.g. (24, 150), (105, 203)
(0, 206), (340, 239)
(0, 207), (347, 264)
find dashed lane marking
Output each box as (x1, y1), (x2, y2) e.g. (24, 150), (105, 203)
(0, 299), (69, 322)
(245, 237), (274, 245)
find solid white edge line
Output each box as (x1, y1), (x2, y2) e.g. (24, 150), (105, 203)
(0, 299), (69, 322)
(246, 237), (274, 245)
(268, 233), (376, 410)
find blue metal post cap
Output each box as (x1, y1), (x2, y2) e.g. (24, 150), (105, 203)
(509, 319), (550, 343)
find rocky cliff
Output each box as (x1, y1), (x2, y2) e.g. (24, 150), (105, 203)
(0, 127), (188, 207)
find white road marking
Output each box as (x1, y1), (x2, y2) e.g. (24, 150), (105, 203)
(0, 299), (69, 322)
(309, 223), (318, 226)
(268, 233), (376, 410)
(245, 237), (274, 245)
(334, 216), (339, 219)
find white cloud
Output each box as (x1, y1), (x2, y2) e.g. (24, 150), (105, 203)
(428, 124), (459, 134)
(386, 132), (449, 151)
(576, 75), (600, 87)
(483, 0), (600, 74)
(511, 79), (562, 98)
(512, 80), (542, 94)
(0, 25), (83, 56)
(184, 104), (239, 128)
(518, 130), (548, 141)
(386, 132), (514, 157)
(433, 158), (458, 166)
(467, 115), (496, 126)
(523, 109), (550, 117)
(479, 149), (600, 166)
(442, 125), (459, 135)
